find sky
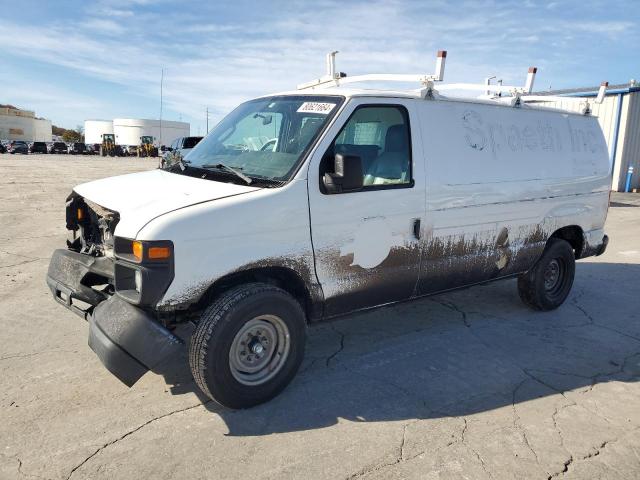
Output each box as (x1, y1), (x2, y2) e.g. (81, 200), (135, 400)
(0, 0), (637, 133)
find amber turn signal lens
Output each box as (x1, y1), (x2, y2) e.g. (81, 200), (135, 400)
(132, 241), (143, 261)
(77, 208), (84, 220)
(148, 246), (171, 260)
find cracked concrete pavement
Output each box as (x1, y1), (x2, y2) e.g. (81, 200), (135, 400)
(1, 154), (639, 479)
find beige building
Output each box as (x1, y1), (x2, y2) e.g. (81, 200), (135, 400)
(530, 82), (640, 191)
(0, 105), (52, 142)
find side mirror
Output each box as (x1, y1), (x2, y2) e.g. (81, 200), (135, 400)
(323, 154), (363, 194)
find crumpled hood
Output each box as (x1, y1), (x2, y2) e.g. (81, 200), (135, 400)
(74, 169), (258, 238)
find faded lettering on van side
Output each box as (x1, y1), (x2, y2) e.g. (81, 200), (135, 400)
(462, 110), (486, 151)
(462, 109), (573, 158)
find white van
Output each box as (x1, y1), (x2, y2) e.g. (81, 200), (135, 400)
(47, 64), (610, 408)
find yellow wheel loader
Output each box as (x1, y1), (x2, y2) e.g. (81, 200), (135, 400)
(100, 134), (117, 157)
(137, 136), (158, 158)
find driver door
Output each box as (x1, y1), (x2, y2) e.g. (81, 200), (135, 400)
(307, 99), (425, 317)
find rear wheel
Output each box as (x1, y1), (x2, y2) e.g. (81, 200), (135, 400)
(189, 283), (306, 409)
(518, 238), (575, 311)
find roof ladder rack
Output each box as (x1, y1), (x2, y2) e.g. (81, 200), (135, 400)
(297, 51), (607, 115)
(297, 50), (448, 94)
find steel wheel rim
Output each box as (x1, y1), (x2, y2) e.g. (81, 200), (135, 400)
(543, 258), (565, 295)
(229, 315), (291, 386)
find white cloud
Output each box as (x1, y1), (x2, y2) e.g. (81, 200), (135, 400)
(0, 0), (636, 130)
(83, 18), (126, 35)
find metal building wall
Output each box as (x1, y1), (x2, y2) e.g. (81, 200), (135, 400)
(615, 92), (640, 191)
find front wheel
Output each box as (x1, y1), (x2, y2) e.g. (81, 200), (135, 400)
(189, 283), (306, 409)
(518, 238), (575, 311)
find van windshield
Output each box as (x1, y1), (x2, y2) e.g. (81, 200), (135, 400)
(184, 95), (343, 182)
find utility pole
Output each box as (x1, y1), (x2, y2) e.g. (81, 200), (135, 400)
(159, 68), (164, 146)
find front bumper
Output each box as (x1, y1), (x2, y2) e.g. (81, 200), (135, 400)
(47, 249), (183, 386)
(89, 296), (183, 386)
(46, 249), (113, 318)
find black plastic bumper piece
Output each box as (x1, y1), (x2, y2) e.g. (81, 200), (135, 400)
(89, 295), (183, 386)
(579, 233), (609, 259)
(46, 249), (113, 318)
(597, 235), (609, 256)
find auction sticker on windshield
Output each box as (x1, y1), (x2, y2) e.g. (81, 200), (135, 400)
(297, 102), (336, 114)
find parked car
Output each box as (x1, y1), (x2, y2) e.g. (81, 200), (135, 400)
(49, 142), (68, 154)
(85, 143), (101, 155)
(161, 136), (203, 167)
(7, 141), (29, 154)
(114, 145), (127, 157)
(29, 141), (48, 154)
(46, 70), (611, 409)
(0, 142), (6, 154)
(70, 143), (87, 155)
(122, 145), (137, 157)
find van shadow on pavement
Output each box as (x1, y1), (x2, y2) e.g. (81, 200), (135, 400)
(153, 262), (640, 437)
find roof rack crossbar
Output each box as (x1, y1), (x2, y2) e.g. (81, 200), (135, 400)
(517, 82), (608, 115)
(438, 83), (525, 94)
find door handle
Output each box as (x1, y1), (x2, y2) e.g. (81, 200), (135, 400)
(413, 218), (421, 240)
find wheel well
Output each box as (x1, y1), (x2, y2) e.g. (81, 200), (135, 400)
(196, 267), (316, 322)
(550, 226), (584, 257)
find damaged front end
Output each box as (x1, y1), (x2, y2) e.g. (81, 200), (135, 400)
(47, 192), (183, 387)
(48, 193), (118, 319)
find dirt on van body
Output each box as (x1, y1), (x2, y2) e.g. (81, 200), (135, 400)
(1, 154), (639, 480)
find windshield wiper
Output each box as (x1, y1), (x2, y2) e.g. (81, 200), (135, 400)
(200, 163), (253, 185)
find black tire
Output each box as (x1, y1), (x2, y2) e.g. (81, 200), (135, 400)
(518, 238), (575, 311)
(189, 283), (306, 409)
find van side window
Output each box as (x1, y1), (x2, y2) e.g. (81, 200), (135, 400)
(326, 105), (412, 189)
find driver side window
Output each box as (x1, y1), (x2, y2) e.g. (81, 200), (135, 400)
(329, 105), (412, 188)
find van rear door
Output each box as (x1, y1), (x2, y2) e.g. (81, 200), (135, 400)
(308, 99), (425, 316)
